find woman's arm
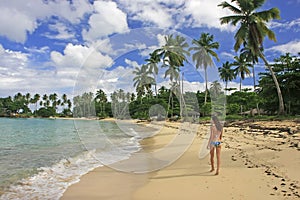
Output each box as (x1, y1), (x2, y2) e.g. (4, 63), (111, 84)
(207, 126), (214, 149)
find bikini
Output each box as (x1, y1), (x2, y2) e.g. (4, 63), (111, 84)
(211, 141), (221, 147)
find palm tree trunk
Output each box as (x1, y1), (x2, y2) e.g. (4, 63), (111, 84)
(252, 65), (256, 91)
(260, 53), (285, 115)
(239, 76), (242, 92)
(204, 68), (208, 104)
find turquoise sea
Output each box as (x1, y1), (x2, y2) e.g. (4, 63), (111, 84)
(0, 118), (145, 200)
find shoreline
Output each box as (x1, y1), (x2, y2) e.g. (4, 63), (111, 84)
(62, 119), (300, 199)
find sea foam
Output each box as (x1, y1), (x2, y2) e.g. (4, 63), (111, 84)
(0, 136), (141, 200)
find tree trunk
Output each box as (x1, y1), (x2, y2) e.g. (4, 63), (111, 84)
(260, 53), (285, 115)
(204, 68), (208, 104)
(252, 65), (256, 91)
(239, 76), (242, 92)
(256, 103), (260, 116)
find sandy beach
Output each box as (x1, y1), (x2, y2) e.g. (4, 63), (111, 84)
(62, 119), (300, 200)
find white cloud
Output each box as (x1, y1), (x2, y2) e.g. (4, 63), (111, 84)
(117, 0), (176, 28)
(220, 51), (235, 60)
(182, 0), (235, 31)
(82, 1), (129, 42)
(95, 66), (135, 96)
(43, 22), (76, 40)
(125, 59), (140, 68)
(0, 0), (92, 43)
(0, 7), (37, 43)
(0, 42), (114, 97)
(0, 44), (62, 97)
(267, 40), (300, 54)
(117, 0), (234, 31)
(51, 43), (113, 75)
(269, 18), (300, 32)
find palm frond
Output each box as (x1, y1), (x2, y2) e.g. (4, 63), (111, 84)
(218, 1), (242, 14)
(220, 15), (243, 26)
(255, 8), (280, 21)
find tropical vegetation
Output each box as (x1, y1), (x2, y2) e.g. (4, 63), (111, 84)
(1, 0), (299, 120)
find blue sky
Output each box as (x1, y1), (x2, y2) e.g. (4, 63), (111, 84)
(0, 0), (299, 99)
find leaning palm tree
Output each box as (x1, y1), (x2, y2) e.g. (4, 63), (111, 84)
(219, 0), (284, 114)
(218, 61), (236, 91)
(231, 54), (252, 91)
(189, 33), (220, 104)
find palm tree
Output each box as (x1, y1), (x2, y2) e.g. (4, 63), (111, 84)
(42, 94), (48, 107)
(154, 34), (190, 118)
(218, 61), (236, 91)
(240, 46), (260, 90)
(231, 54), (252, 91)
(219, 0), (284, 114)
(25, 93), (31, 108)
(32, 93), (40, 113)
(189, 33), (220, 104)
(145, 51), (160, 97)
(61, 94), (67, 108)
(133, 64), (155, 103)
(95, 89), (107, 117)
(154, 34), (189, 83)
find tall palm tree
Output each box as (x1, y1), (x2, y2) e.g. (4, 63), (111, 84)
(154, 34), (190, 118)
(218, 61), (236, 91)
(231, 54), (252, 91)
(219, 0), (284, 114)
(145, 51), (160, 97)
(189, 33), (220, 104)
(240, 46), (259, 90)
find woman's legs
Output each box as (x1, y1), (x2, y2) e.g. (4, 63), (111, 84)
(215, 146), (221, 175)
(209, 147), (215, 172)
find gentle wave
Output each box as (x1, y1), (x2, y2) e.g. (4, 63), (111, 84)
(0, 137), (141, 200)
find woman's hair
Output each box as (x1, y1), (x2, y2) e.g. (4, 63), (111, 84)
(212, 115), (222, 131)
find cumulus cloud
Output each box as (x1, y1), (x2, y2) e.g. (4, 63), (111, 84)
(0, 0), (92, 43)
(51, 43), (113, 75)
(0, 44), (61, 96)
(82, 1), (129, 42)
(117, 0), (178, 28)
(267, 40), (300, 54)
(117, 0), (234, 31)
(182, 0), (235, 31)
